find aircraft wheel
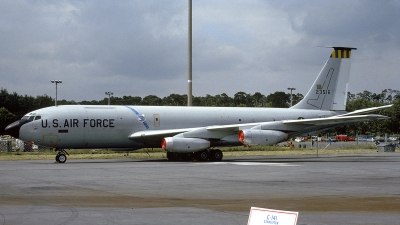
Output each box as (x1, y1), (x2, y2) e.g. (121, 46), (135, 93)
(210, 149), (223, 161)
(166, 152), (173, 160)
(195, 150), (209, 161)
(55, 154), (60, 162)
(166, 152), (180, 161)
(57, 154), (67, 163)
(180, 153), (192, 161)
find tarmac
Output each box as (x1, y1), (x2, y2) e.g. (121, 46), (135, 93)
(1, 153), (400, 225)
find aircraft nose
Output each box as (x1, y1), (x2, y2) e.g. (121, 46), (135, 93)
(4, 120), (26, 139)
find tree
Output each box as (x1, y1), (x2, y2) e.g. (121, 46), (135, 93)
(346, 98), (372, 112)
(34, 94), (54, 108)
(291, 93), (304, 106)
(347, 92), (356, 102)
(0, 107), (17, 134)
(141, 95), (162, 105)
(233, 91), (248, 106)
(266, 91), (289, 108)
(379, 99), (400, 134)
(218, 93), (233, 106)
(252, 92), (266, 107)
(357, 90), (372, 101)
(192, 96), (203, 106)
(203, 94), (216, 106)
(393, 90), (400, 101)
(163, 94), (186, 106)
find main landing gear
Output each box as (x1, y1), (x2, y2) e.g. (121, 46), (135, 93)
(166, 149), (223, 162)
(55, 149), (69, 163)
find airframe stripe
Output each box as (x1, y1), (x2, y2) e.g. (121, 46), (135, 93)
(125, 106), (150, 129)
(330, 49), (352, 58)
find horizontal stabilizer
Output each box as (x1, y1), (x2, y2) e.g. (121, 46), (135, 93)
(337, 105), (392, 117)
(283, 114), (389, 126)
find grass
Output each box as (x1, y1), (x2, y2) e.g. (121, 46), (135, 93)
(0, 144), (390, 161)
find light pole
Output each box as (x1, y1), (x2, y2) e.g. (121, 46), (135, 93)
(51, 80), (62, 106)
(105, 92), (113, 105)
(287, 87), (296, 107)
(187, 0), (192, 106)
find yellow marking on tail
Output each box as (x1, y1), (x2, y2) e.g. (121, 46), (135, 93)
(331, 49), (352, 58)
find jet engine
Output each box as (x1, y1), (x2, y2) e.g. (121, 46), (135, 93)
(238, 129), (288, 146)
(161, 137), (210, 153)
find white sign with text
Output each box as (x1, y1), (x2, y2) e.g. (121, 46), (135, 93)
(247, 207), (298, 225)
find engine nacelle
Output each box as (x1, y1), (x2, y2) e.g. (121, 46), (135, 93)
(161, 137), (210, 153)
(238, 129), (288, 146)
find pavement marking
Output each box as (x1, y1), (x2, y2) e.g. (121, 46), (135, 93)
(203, 162), (300, 166)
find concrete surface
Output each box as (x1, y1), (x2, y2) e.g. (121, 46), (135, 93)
(1, 153), (400, 225)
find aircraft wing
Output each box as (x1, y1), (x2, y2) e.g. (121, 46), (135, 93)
(205, 123), (264, 132)
(128, 114), (389, 141)
(128, 125), (254, 141)
(128, 128), (193, 141)
(128, 122), (266, 141)
(282, 114), (389, 126)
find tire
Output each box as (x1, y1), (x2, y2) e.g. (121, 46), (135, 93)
(210, 149), (223, 161)
(58, 154), (67, 163)
(180, 153), (193, 161)
(166, 152), (180, 161)
(55, 154), (60, 162)
(166, 152), (173, 161)
(195, 150), (209, 161)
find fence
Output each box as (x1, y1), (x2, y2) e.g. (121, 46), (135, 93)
(0, 138), (52, 152)
(0, 139), (12, 152)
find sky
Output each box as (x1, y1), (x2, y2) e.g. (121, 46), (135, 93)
(1, 0), (400, 102)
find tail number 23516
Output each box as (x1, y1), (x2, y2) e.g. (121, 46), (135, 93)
(316, 89), (330, 94)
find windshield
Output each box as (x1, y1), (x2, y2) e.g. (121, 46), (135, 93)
(21, 113), (41, 121)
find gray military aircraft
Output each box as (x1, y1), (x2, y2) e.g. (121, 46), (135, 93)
(5, 47), (390, 163)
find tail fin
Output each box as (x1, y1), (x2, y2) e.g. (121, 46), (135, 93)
(291, 47), (356, 111)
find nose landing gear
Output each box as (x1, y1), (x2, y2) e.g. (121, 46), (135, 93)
(55, 149), (69, 163)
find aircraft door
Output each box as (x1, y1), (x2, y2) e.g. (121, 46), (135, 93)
(42, 134), (59, 148)
(153, 114), (160, 127)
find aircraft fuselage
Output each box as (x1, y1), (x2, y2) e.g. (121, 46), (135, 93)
(18, 105), (337, 149)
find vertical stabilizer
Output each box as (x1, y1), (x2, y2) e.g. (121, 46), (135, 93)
(291, 47), (356, 111)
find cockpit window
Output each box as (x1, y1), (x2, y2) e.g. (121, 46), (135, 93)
(21, 114), (41, 121)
